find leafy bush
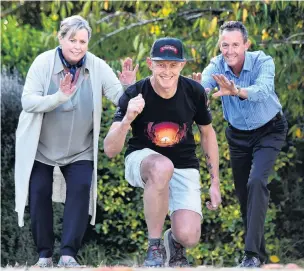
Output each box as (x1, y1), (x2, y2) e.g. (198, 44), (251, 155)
(1, 16), (45, 78)
(1, 69), (73, 265)
(95, 97), (299, 267)
(1, 1), (303, 267)
(1, 69), (36, 265)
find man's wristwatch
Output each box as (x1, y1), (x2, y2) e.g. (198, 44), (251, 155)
(235, 86), (241, 97)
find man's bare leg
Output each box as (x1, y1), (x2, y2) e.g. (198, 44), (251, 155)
(141, 154), (173, 238)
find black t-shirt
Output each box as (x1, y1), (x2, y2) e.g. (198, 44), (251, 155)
(113, 76), (212, 169)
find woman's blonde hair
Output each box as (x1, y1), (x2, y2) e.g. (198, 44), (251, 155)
(58, 15), (92, 40)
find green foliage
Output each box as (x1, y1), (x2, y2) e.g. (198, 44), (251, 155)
(1, 0), (303, 267)
(1, 16), (44, 78)
(0, 69), (70, 265)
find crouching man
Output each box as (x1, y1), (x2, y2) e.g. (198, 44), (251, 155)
(103, 37), (221, 267)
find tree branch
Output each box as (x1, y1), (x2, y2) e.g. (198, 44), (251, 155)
(90, 17), (165, 49)
(285, 32), (304, 41)
(90, 8), (231, 49)
(175, 8), (230, 17)
(97, 11), (139, 24)
(259, 40), (304, 46)
(1, 2), (23, 18)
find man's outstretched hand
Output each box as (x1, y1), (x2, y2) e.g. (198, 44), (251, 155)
(211, 74), (238, 98)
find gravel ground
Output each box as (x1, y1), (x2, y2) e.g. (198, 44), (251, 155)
(1, 266), (304, 271)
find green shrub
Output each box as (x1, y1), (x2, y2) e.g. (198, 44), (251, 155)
(1, 16), (44, 78)
(1, 1), (303, 267)
(1, 69), (68, 265)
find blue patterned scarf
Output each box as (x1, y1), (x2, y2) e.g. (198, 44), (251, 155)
(57, 47), (86, 82)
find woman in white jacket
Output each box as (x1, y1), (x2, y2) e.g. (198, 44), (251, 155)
(15, 15), (137, 267)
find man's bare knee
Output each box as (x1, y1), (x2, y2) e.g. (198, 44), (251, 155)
(171, 210), (201, 247)
(173, 226), (201, 248)
(141, 155), (174, 190)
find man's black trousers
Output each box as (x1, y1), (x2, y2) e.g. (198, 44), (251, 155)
(225, 113), (287, 263)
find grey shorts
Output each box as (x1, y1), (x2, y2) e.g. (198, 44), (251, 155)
(125, 148), (202, 217)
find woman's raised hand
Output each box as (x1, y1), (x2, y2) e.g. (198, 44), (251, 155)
(59, 73), (77, 96)
(118, 57), (139, 86)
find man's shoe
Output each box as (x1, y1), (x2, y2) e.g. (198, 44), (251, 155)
(164, 228), (190, 267)
(57, 256), (84, 268)
(33, 257), (53, 268)
(143, 241), (165, 267)
(238, 255), (261, 268)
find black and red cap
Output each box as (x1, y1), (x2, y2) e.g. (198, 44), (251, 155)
(150, 37), (185, 62)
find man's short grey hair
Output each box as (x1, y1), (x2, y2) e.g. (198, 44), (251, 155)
(219, 21), (248, 42)
(58, 15), (92, 40)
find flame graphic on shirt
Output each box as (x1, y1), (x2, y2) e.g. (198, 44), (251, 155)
(146, 122), (187, 147)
